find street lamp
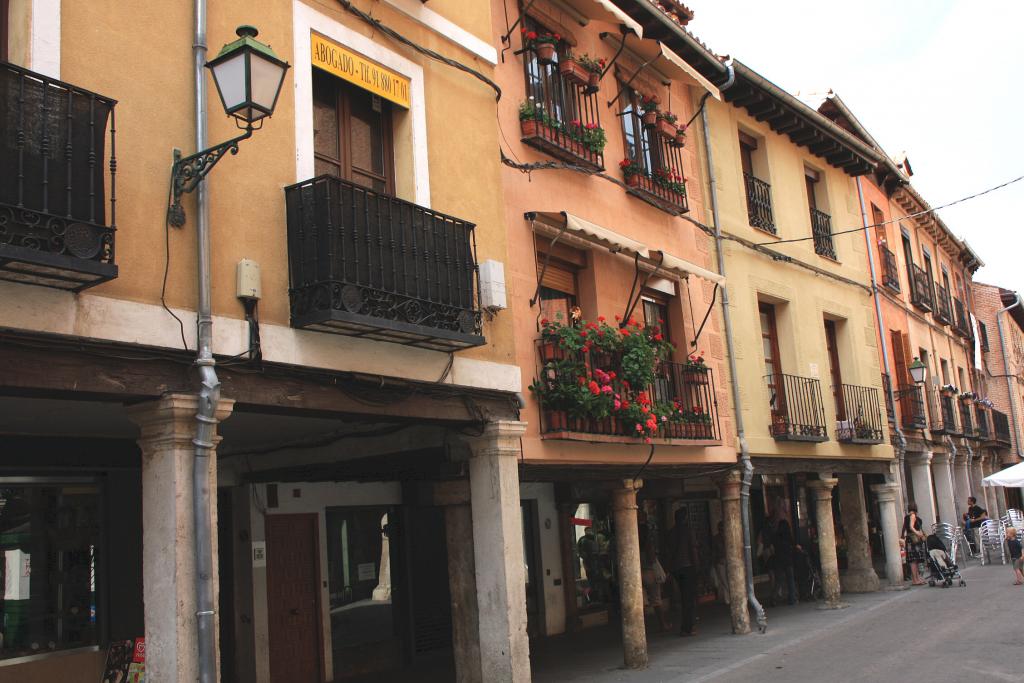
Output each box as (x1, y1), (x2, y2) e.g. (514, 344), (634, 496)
(168, 25), (290, 227)
(908, 357), (927, 385)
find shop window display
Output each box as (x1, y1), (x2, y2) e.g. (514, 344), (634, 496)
(0, 483), (100, 659)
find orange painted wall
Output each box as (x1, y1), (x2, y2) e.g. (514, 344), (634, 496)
(489, 0), (736, 465)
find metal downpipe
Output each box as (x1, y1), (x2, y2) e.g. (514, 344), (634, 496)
(856, 177), (907, 511)
(996, 293), (1024, 458)
(192, 1), (220, 681)
(699, 60), (766, 631)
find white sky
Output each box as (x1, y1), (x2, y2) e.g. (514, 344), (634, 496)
(686, 1), (1024, 291)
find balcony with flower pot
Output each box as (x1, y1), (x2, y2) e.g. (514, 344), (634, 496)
(519, 100), (606, 172)
(619, 158), (688, 214)
(530, 316), (720, 444)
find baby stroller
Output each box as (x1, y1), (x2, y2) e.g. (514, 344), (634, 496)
(925, 534), (966, 588)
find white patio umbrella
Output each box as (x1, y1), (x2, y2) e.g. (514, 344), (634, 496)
(982, 461), (1024, 487)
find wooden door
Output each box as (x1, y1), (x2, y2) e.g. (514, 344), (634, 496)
(824, 320), (844, 419)
(266, 514), (323, 683)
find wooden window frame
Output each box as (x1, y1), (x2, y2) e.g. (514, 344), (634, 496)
(1, 0), (8, 62)
(760, 302), (785, 415)
(824, 319), (845, 419)
(312, 69), (396, 195)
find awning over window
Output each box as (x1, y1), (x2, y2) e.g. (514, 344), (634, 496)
(527, 212), (725, 284)
(530, 211), (649, 257)
(644, 250), (724, 285)
(555, 0), (644, 37)
(601, 34), (721, 100)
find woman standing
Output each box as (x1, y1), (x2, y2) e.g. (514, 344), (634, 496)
(902, 502), (927, 586)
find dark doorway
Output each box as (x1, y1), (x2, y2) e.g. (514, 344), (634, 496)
(266, 513), (323, 683)
(217, 488), (236, 683)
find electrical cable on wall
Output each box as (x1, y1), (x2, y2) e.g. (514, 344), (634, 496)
(753, 172), (1024, 247)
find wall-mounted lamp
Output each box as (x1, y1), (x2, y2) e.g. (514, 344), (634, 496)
(167, 25), (290, 227)
(908, 357), (927, 385)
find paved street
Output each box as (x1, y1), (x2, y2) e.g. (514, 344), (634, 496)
(532, 563), (1023, 683)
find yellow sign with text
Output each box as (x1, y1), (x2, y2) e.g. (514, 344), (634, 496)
(311, 33), (410, 109)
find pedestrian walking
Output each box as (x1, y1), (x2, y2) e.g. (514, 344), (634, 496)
(1006, 526), (1024, 585)
(639, 518), (672, 631)
(668, 507), (700, 636)
(902, 502), (927, 586)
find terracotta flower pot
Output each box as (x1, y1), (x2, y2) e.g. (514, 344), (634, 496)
(534, 43), (556, 64)
(656, 118), (677, 139)
(569, 416), (587, 433)
(559, 58), (589, 87)
(544, 410), (568, 432)
(520, 118), (540, 138)
(539, 340), (565, 362)
(641, 110), (658, 127)
(625, 174), (641, 188)
(588, 70), (601, 89)
(675, 130), (687, 147)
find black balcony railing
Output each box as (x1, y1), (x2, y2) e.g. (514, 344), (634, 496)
(881, 372), (896, 423)
(0, 61), (118, 290)
(993, 409), (1012, 445)
(836, 383), (884, 444)
(898, 383), (928, 430)
(958, 398), (977, 439)
(744, 173), (775, 234)
(521, 52), (604, 171)
(879, 245), (900, 292)
(810, 208), (836, 259)
(928, 388), (959, 435)
(975, 405), (990, 440)
(535, 346), (720, 441)
(908, 264), (932, 312)
(285, 175), (484, 351)
(766, 373), (828, 441)
(953, 297), (971, 338)
(933, 283), (953, 326)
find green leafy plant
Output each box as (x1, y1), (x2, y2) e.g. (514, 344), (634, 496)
(640, 94), (659, 113)
(577, 54), (606, 75)
(657, 111), (678, 124)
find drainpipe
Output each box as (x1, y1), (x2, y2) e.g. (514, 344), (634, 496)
(700, 60), (767, 632)
(855, 177), (907, 510)
(192, 1), (220, 681)
(996, 292), (1024, 458)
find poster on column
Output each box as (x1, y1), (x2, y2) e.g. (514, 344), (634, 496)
(126, 637), (146, 682)
(100, 640), (133, 682)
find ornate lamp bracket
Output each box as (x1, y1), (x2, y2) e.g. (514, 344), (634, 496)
(168, 125), (254, 227)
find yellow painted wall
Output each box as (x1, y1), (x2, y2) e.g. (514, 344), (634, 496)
(51, 0), (515, 367)
(701, 98), (893, 462)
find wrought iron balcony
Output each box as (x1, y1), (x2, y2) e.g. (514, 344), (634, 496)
(766, 373), (828, 442)
(881, 372), (896, 423)
(520, 57), (604, 171)
(0, 62), (118, 290)
(958, 398), (977, 439)
(928, 387), (959, 435)
(993, 409), (1012, 445)
(285, 175), (484, 351)
(975, 404), (990, 440)
(952, 297), (971, 338)
(897, 383), (927, 430)
(810, 208), (836, 260)
(534, 345), (720, 441)
(743, 173), (775, 234)
(879, 245), (900, 292)
(933, 283), (953, 326)
(835, 383), (884, 444)
(908, 263), (932, 312)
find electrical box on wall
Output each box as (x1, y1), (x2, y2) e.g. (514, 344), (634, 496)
(479, 259), (507, 311)
(236, 259), (261, 300)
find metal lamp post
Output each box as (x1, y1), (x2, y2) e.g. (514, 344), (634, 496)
(168, 25), (289, 227)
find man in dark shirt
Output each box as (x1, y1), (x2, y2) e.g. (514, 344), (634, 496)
(668, 507), (700, 636)
(962, 496), (988, 553)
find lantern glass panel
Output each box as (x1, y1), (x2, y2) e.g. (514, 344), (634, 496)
(250, 52), (287, 113)
(211, 51), (248, 112)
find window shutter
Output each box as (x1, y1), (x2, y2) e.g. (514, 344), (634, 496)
(540, 261), (577, 295)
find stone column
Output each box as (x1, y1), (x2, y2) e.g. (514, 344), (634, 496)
(128, 394), (234, 683)
(931, 452), (957, 526)
(807, 478), (846, 609)
(611, 479), (647, 669)
(837, 474), (879, 593)
(446, 503), (482, 683)
(905, 451), (937, 528)
(870, 483), (906, 590)
(715, 471), (750, 634)
(953, 454), (972, 523)
(468, 421), (530, 683)
(985, 456), (1008, 519)
(970, 455), (986, 501)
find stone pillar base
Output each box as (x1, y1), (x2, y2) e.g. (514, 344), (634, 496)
(840, 568), (880, 593)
